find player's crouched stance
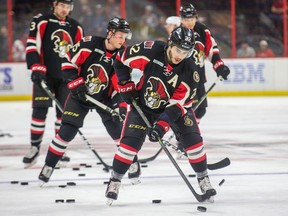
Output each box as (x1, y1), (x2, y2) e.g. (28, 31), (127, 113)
(105, 27), (216, 205)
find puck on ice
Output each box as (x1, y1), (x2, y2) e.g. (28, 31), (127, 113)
(97, 162), (102, 165)
(78, 173), (86, 177)
(188, 174), (196, 177)
(55, 199), (64, 203)
(197, 206), (207, 212)
(85, 165), (92, 168)
(10, 181), (19, 184)
(58, 185), (67, 188)
(67, 182), (76, 186)
(66, 199), (75, 203)
(219, 179), (225, 186)
(103, 181), (109, 184)
(72, 167), (80, 171)
(80, 163), (87, 166)
(20, 182), (28, 185)
(152, 200), (161, 204)
(141, 164), (148, 168)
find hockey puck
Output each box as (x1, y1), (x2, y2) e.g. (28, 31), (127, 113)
(141, 164), (148, 168)
(197, 206), (207, 212)
(54, 166), (60, 169)
(97, 162), (102, 165)
(219, 179), (225, 186)
(103, 181), (109, 184)
(58, 185), (67, 188)
(72, 167), (80, 171)
(152, 200), (161, 204)
(80, 163), (87, 166)
(10, 181), (19, 184)
(66, 199), (75, 203)
(188, 174), (196, 177)
(78, 173), (86, 177)
(20, 182), (29, 185)
(85, 165), (92, 168)
(55, 199), (64, 203)
(66, 182), (76, 186)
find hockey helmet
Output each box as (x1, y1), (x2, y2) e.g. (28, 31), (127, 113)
(107, 17), (132, 39)
(168, 26), (195, 54)
(180, 3), (197, 18)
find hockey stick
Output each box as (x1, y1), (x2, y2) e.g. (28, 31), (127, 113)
(132, 100), (210, 202)
(161, 139), (230, 170)
(85, 94), (119, 116)
(40, 81), (112, 172)
(139, 77), (222, 164)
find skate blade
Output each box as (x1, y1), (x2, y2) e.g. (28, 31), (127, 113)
(38, 181), (46, 188)
(106, 198), (114, 206)
(207, 196), (215, 203)
(130, 178), (141, 185)
(55, 161), (68, 168)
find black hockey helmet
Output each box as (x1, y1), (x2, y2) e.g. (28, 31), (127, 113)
(180, 3), (197, 18)
(107, 17), (132, 39)
(168, 26), (195, 54)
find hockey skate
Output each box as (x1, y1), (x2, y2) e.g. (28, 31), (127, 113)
(23, 146), (39, 168)
(198, 176), (217, 203)
(55, 153), (70, 168)
(38, 165), (54, 185)
(176, 141), (186, 160)
(128, 161), (141, 185)
(105, 178), (121, 206)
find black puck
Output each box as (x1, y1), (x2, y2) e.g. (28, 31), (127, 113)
(188, 174), (196, 177)
(80, 163), (87, 166)
(20, 182), (28, 185)
(10, 181), (19, 184)
(197, 206), (207, 212)
(66, 199), (75, 203)
(55, 199), (64, 203)
(67, 182), (76, 186)
(141, 164), (148, 168)
(103, 181), (109, 184)
(78, 173), (86, 177)
(85, 165), (92, 168)
(97, 162), (102, 165)
(54, 167), (60, 169)
(219, 179), (225, 186)
(58, 185), (67, 188)
(152, 199), (161, 204)
(72, 167), (80, 171)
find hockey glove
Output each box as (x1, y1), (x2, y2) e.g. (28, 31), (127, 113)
(31, 64), (47, 86)
(148, 120), (170, 142)
(67, 77), (87, 102)
(117, 81), (138, 104)
(213, 60), (230, 80)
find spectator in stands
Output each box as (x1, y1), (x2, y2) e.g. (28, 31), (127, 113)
(164, 16), (181, 35)
(269, 0), (288, 32)
(0, 25), (8, 62)
(256, 39), (276, 57)
(237, 41), (256, 57)
(139, 5), (159, 40)
(12, 30), (28, 62)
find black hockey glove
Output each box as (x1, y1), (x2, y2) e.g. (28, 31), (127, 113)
(148, 120), (170, 142)
(117, 81), (138, 105)
(30, 64), (47, 86)
(213, 60), (230, 80)
(67, 77), (87, 102)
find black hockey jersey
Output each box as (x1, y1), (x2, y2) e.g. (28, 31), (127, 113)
(62, 36), (119, 102)
(114, 40), (200, 122)
(191, 22), (221, 84)
(26, 13), (83, 79)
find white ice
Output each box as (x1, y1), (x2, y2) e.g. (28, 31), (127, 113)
(0, 97), (288, 216)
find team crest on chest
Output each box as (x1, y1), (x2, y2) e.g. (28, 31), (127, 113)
(144, 77), (169, 109)
(51, 29), (73, 58)
(86, 64), (109, 94)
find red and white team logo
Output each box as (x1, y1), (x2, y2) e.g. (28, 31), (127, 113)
(86, 64), (109, 94)
(144, 77), (169, 109)
(51, 29), (73, 58)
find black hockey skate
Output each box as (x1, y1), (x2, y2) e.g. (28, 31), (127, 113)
(198, 176), (217, 202)
(128, 161), (141, 185)
(39, 165), (54, 184)
(105, 178), (121, 206)
(23, 146), (39, 168)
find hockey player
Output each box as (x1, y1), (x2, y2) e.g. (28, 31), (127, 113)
(38, 17), (141, 184)
(180, 3), (230, 122)
(105, 26), (217, 205)
(23, 0), (84, 167)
